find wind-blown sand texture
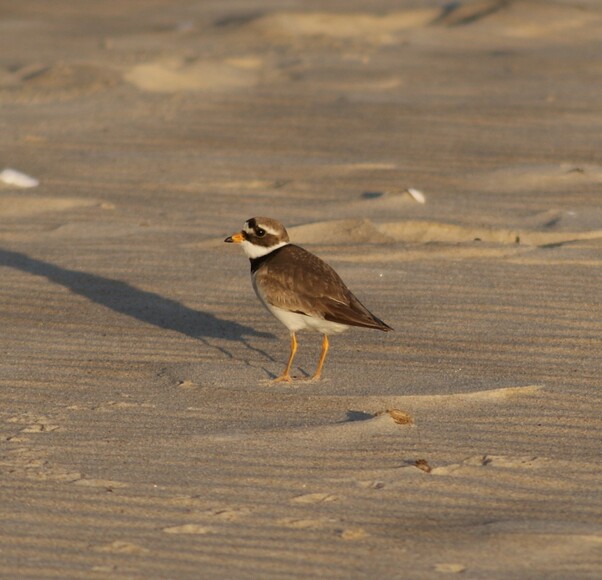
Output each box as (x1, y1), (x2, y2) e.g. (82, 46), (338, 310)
(1, 0), (601, 577)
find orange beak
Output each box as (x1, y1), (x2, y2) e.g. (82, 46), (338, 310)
(224, 232), (244, 243)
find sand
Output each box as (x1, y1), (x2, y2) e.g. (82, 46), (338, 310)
(1, 0), (601, 577)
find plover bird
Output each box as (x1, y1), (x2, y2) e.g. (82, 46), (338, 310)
(225, 217), (392, 382)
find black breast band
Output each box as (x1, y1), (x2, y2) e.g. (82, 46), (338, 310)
(249, 245), (287, 274)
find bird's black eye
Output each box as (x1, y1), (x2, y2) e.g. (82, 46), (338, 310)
(256, 228), (266, 237)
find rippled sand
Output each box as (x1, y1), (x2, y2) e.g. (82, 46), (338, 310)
(1, 1), (601, 577)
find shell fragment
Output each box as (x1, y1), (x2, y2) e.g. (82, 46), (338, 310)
(0, 168), (40, 188)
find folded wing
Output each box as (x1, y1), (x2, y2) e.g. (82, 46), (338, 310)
(255, 245), (392, 331)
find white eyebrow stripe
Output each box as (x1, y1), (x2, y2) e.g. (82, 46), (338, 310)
(243, 222), (279, 237)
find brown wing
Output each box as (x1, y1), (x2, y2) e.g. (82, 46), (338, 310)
(255, 245), (392, 331)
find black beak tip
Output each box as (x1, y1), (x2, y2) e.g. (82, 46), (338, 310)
(224, 236), (233, 243)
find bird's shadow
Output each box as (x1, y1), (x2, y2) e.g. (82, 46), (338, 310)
(0, 248), (276, 363)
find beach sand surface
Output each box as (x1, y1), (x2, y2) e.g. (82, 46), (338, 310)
(1, 1), (601, 577)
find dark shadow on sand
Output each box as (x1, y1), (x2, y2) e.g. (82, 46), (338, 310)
(0, 248), (275, 361)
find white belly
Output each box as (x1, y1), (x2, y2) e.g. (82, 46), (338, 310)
(252, 275), (349, 335)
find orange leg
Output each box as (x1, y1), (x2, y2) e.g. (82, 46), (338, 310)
(273, 332), (297, 383)
(310, 334), (329, 381)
